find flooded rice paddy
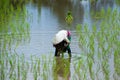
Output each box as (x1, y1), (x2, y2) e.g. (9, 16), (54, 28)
(0, 0), (120, 80)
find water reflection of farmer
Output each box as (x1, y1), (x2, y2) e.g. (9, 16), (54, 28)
(53, 57), (71, 80)
(53, 30), (71, 57)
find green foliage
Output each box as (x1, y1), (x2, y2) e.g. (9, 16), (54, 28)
(65, 11), (73, 25)
(0, 1), (120, 80)
(76, 8), (120, 80)
(115, 0), (120, 6)
(114, 50), (120, 76)
(0, 0), (30, 51)
(90, 0), (98, 3)
(0, 0), (30, 80)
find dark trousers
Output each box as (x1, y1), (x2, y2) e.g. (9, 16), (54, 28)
(54, 40), (71, 57)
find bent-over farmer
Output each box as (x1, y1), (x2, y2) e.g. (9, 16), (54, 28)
(52, 30), (71, 57)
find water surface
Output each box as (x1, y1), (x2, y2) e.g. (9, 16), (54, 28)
(16, 0), (120, 57)
(1, 0), (120, 80)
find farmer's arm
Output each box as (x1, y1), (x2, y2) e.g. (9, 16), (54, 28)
(64, 37), (70, 44)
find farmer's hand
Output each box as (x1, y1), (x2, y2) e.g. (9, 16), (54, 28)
(64, 43), (69, 47)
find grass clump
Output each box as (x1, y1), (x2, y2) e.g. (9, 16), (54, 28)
(75, 8), (120, 80)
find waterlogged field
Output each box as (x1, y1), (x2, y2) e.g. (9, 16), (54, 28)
(76, 8), (120, 80)
(0, 0), (120, 80)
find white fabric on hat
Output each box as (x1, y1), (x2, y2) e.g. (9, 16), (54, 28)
(53, 30), (70, 45)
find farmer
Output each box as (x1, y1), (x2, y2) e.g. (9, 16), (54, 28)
(53, 30), (71, 57)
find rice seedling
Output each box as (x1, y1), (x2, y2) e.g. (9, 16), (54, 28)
(115, 0), (120, 6)
(75, 7), (120, 80)
(9, 54), (16, 79)
(0, 0), (30, 80)
(0, 0), (120, 80)
(32, 56), (41, 80)
(65, 11), (73, 25)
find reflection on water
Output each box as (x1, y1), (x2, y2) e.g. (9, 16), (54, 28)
(21, 0), (120, 57)
(0, 1), (30, 80)
(0, 1), (30, 54)
(90, 0), (115, 11)
(0, 0), (120, 80)
(53, 57), (71, 80)
(0, 0), (119, 56)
